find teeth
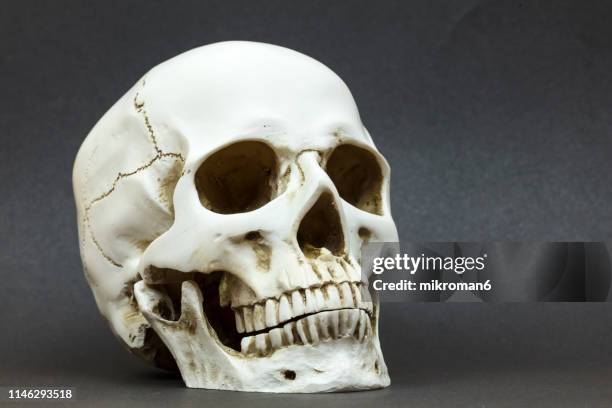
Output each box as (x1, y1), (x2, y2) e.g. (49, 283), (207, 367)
(239, 310), (371, 355)
(339, 282), (354, 308)
(265, 299), (278, 327)
(325, 285), (341, 309)
(243, 307), (254, 333)
(291, 291), (305, 317)
(296, 319), (309, 344)
(233, 281), (372, 336)
(304, 289), (317, 313)
(279, 294), (292, 322)
(255, 333), (268, 355)
(235, 310), (245, 333)
(253, 304), (265, 331)
(269, 328), (283, 349)
(307, 315), (319, 344)
(283, 322), (295, 345)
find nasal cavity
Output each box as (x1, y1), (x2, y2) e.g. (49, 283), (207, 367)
(297, 192), (345, 257)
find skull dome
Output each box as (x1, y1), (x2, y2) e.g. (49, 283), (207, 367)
(73, 41), (398, 392)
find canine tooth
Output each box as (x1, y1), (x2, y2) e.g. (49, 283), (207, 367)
(291, 291), (305, 316)
(329, 310), (339, 337)
(235, 309), (245, 333)
(296, 318), (309, 344)
(283, 321), (295, 345)
(358, 311), (367, 341)
(253, 304), (265, 331)
(304, 289), (317, 313)
(313, 287), (325, 310)
(307, 315), (319, 344)
(241, 336), (255, 354)
(265, 299), (278, 327)
(243, 307), (254, 332)
(325, 285), (341, 309)
(255, 333), (268, 355)
(279, 294), (292, 322)
(339, 282), (354, 308)
(269, 328), (283, 349)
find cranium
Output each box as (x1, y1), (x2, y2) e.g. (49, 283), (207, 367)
(73, 41), (398, 392)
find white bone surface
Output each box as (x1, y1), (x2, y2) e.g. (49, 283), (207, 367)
(73, 41), (398, 392)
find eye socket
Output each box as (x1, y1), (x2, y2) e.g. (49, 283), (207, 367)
(325, 144), (384, 215)
(195, 141), (278, 214)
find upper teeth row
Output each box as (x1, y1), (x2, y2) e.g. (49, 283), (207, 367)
(240, 309), (372, 356)
(233, 281), (372, 334)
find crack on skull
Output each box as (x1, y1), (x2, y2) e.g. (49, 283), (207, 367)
(82, 80), (185, 267)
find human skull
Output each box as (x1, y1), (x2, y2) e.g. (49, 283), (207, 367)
(73, 41), (398, 392)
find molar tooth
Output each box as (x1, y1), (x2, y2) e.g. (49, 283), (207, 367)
(253, 304), (265, 331)
(339, 282), (354, 308)
(296, 318), (309, 344)
(291, 290), (305, 317)
(325, 285), (341, 309)
(269, 328), (283, 349)
(234, 309), (245, 333)
(243, 306), (254, 333)
(307, 315), (319, 344)
(279, 294), (292, 322)
(265, 299), (278, 328)
(304, 289), (317, 313)
(241, 336), (255, 354)
(255, 333), (269, 355)
(283, 322), (295, 345)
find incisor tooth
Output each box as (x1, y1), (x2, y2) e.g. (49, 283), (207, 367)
(304, 289), (317, 313)
(317, 311), (330, 339)
(265, 299), (278, 327)
(325, 285), (341, 309)
(329, 309), (339, 337)
(235, 309), (245, 333)
(339, 282), (354, 308)
(269, 328), (283, 349)
(255, 333), (268, 355)
(253, 304), (265, 331)
(291, 290), (305, 316)
(279, 294), (292, 322)
(283, 322), (295, 345)
(307, 315), (319, 344)
(296, 319), (309, 344)
(313, 287), (325, 310)
(338, 309), (349, 336)
(243, 307), (254, 332)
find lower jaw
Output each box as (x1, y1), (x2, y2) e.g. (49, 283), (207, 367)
(134, 280), (390, 393)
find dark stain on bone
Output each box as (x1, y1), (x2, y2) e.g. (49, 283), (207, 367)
(374, 360), (380, 374)
(358, 227), (371, 243)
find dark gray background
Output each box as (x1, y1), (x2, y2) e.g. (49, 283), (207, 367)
(2, 0), (612, 406)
